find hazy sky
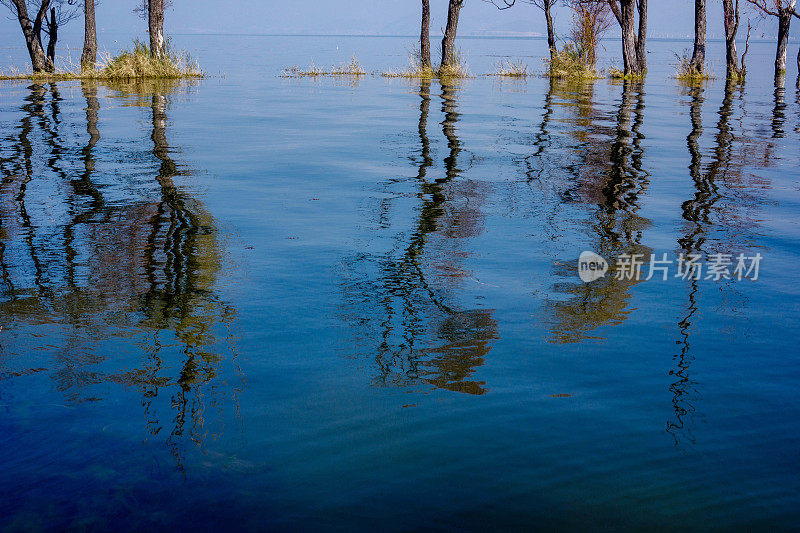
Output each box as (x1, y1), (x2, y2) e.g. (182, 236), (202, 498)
(0, 1), (797, 44)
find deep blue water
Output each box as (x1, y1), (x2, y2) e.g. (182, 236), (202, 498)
(1, 35), (799, 530)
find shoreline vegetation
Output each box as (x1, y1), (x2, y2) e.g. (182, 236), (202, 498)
(281, 55), (366, 78)
(279, 53), (659, 82)
(0, 39), (202, 82)
(279, 55), (728, 82)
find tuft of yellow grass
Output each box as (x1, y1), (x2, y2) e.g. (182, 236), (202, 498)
(382, 51), (436, 78)
(281, 55), (366, 78)
(437, 49), (471, 79)
(545, 45), (600, 80)
(608, 66), (647, 81)
(384, 48), (471, 79)
(382, 65), (436, 78)
(494, 58), (529, 77)
(673, 50), (714, 81)
(100, 39), (201, 79)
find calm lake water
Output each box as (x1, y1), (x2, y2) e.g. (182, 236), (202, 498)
(1, 34), (799, 530)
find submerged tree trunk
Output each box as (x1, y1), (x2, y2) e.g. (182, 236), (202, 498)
(689, 0), (707, 72)
(636, 0), (647, 72)
(46, 8), (57, 68)
(10, 0), (50, 72)
(81, 0), (97, 70)
(722, 0), (742, 79)
(441, 0), (464, 68)
(148, 0), (165, 58)
(421, 0), (431, 69)
(620, 0), (638, 75)
(544, 0), (556, 58)
(775, 9), (792, 78)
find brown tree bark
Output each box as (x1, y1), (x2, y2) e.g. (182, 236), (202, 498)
(32, 0), (50, 67)
(723, 0), (742, 79)
(148, 0), (165, 58)
(608, 0), (622, 25)
(636, 0), (647, 72)
(46, 7), (57, 68)
(689, 0), (707, 72)
(441, 0), (464, 68)
(620, 0), (638, 75)
(608, 0), (638, 48)
(544, 0), (556, 58)
(775, 8), (792, 77)
(81, 0), (97, 70)
(9, 0), (51, 72)
(421, 0), (431, 69)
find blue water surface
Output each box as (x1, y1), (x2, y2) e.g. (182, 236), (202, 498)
(0, 35), (799, 530)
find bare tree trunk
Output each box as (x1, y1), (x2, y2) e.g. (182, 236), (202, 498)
(636, 0), (647, 72)
(544, 0), (556, 58)
(609, 0), (638, 50)
(10, 0), (50, 72)
(148, 0), (165, 58)
(421, 0), (431, 69)
(81, 0), (97, 70)
(722, 0), (742, 79)
(46, 8), (57, 68)
(775, 9), (792, 78)
(32, 0), (52, 71)
(441, 0), (464, 68)
(620, 0), (638, 75)
(609, 0), (622, 26)
(689, 0), (706, 72)
(32, 1), (52, 71)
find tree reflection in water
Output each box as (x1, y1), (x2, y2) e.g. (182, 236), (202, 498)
(0, 79), (241, 471)
(342, 80), (498, 395)
(772, 80), (787, 139)
(544, 80), (652, 344)
(668, 78), (764, 446)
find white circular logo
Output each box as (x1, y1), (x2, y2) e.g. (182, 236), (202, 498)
(578, 251), (608, 283)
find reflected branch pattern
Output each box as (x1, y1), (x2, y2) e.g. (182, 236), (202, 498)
(547, 81), (652, 343)
(342, 81), (498, 395)
(669, 78), (765, 445)
(0, 80), (242, 472)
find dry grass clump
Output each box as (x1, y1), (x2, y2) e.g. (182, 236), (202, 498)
(608, 66), (646, 80)
(381, 47), (437, 79)
(608, 67), (623, 78)
(382, 64), (436, 78)
(282, 55), (366, 78)
(495, 59), (529, 77)
(382, 49), (436, 78)
(0, 39), (201, 81)
(437, 49), (471, 79)
(382, 49), (470, 79)
(673, 50), (714, 81)
(100, 39), (201, 79)
(546, 45), (600, 80)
